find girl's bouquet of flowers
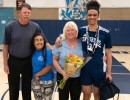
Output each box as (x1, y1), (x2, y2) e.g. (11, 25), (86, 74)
(59, 53), (85, 89)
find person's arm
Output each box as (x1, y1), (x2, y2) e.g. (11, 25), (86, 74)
(55, 34), (65, 47)
(3, 44), (9, 74)
(53, 55), (69, 80)
(35, 64), (52, 78)
(42, 33), (53, 50)
(46, 42), (53, 50)
(105, 48), (112, 81)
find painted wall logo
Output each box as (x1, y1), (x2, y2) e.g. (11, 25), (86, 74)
(59, 0), (88, 20)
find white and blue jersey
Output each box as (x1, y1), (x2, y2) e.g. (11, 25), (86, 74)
(32, 48), (54, 81)
(79, 25), (112, 59)
(79, 25), (112, 87)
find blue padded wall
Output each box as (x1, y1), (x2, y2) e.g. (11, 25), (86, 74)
(32, 20), (130, 46)
(0, 8), (14, 44)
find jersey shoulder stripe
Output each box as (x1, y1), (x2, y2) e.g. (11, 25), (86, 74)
(99, 26), (109, 33)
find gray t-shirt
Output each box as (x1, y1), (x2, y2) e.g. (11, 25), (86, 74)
(3, 20), (47, 58)
(52, 39), (83, 78)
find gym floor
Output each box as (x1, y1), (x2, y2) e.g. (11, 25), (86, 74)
(0, 46), (130, 100)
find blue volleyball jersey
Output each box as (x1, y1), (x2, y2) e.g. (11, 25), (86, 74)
(78, 25), (112, 68)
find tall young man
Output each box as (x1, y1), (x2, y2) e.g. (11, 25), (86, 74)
(79, 1), (112, 100)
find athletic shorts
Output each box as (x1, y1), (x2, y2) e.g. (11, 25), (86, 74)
(80, 59), (106, 87)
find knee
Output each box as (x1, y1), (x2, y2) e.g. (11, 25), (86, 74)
(83, 90), (91, 98)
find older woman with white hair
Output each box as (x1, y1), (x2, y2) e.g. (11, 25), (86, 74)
(52, 21), (83, 100)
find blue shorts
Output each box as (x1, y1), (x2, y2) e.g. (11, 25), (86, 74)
(80, 60), (106, 87)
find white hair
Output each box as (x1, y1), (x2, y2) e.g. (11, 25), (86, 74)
(62, 21), (78, 39)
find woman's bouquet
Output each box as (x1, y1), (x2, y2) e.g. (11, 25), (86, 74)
(59, 53), (85, 89)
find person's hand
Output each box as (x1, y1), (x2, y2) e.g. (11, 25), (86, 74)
(35, 76), (39, 81)
(106, 72), (112, 82)
(4, 65), (9, 74)
(55, 36), (62, 47)
(61, 70), (69, 80)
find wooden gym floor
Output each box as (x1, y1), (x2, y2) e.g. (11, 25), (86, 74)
(0, 46), (130, 100)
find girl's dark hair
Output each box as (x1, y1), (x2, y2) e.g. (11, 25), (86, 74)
(31, 33), (47, 62)
(86, 0), (101, 14)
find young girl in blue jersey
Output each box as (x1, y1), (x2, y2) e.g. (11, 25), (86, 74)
(31, 33), (54, 100)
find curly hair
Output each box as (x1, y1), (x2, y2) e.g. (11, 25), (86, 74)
(86, 0), (101, 14)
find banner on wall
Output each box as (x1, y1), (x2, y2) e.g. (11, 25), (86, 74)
(59, 0), (88, 20)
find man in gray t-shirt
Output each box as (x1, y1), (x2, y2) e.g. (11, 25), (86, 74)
(3, 3), (52, 100)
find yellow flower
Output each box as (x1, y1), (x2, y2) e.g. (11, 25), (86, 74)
(59, 53), (85, 89)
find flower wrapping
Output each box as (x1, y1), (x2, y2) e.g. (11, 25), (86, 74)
(58, 53), (85, 89)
